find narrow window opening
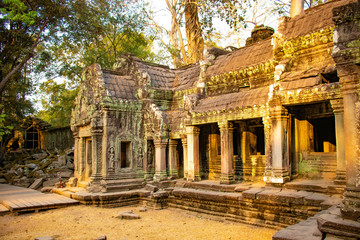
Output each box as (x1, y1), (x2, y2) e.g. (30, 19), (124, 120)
(321, 71), (339, 83)
(121, 141), (131, 168)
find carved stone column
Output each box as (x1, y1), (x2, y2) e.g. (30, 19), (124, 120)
(181, 137), (188, 179)
(269, 106), (290, 184)
(262, 116), (273, 182)
(78, 137), (85, 181)
(186, 126), (201, 181)
(73, 134), (80, 179)
(168, 139), (178, 178)
(218, 121), (235, 184)
(154, 138), (168, 181)
(330, 99), (346, 185)
(84, 138), (92, 180)
(91, 130), (103, 181)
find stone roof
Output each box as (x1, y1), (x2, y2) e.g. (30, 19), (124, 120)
(173, 64), (200, 90)
(280, 77), (321, 90)
(193, 87), (269, 113)
(205, 39), (273, 78)
(134, 61), (175, 90)
(277, 0), (356, 39)
(102, 70), (137, 100)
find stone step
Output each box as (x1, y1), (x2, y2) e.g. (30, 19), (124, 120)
(104, 183), (144, 192)
(104, 178), (144, 186)
(177, 181), (238, 192)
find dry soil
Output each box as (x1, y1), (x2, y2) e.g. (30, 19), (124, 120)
(0, 205), (277, 240)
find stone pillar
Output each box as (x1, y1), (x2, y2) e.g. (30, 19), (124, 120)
(270, 106), (290, 184)
(90, 130), (103, 181)
(290, 0), (304, 17)
(218, 121), (235, 184)
(330, 99), (346, 185)
(181, 137), (188, 179)
(262, 117), (272, 168)
(262, 116), (273, 182)
(332, 1), (360, 221)
(78, 137), (85, 181)
(85, 138), (92, 180)
(73, 135), (79, 179)
(153, 138), (168, 181)
(186, 126), (201, 181)
(168, 139), (178, 178)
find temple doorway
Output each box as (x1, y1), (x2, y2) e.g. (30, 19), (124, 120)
(288, 101), (336, 179)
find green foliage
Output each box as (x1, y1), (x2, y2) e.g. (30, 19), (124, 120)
(0, 112), (13, 142)
(0, 0), (37, 25)
(298, 153), (320, 178)
(1, 0), (157, 129)
(36, 80), (78, 128)
(198, 0), (249, 38)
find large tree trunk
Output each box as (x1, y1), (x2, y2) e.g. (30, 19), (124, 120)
(185, 0), (204, 64)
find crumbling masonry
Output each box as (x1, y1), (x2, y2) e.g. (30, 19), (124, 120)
(71, 0), (360, 225)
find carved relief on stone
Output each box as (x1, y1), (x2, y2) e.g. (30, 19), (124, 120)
(108, 147), (116, 171)
(183, 94), (199, 111)
(137, 146), (144, 168)
(147, 142), (155, 171)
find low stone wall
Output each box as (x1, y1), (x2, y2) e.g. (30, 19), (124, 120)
(53, 184), (341, 230)
(168, 187), (340, 229)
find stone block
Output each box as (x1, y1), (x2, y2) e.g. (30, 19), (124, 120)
(94, 236), (107, 240)
(32, 152), (48, 161)
(256, 188), (281, 200)
(234, 185), (251, 192)
(34, 236), (54, 240)
(115, 210), (140, 220)
(145, 184), (158, 192)
(43, 178), (59, 187)
(242, 188), (265, 199)
(65, 177), (78, 188)
(304, 193), (329, 206)
(139, 207), (147, 212)
(41, 187), (53, 192)
(317, 213), (360, 239)
(29, 178), (44, 189)
(60, 170), (73, 178)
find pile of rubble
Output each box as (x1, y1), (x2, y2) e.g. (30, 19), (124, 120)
(0, 148), (74, 191)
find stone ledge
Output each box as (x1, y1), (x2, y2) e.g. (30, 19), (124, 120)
(318, 209), (360, 239)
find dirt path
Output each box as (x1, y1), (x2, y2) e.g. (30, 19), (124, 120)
(0, 205), (277, 240)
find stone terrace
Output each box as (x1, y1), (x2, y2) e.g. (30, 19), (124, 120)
(53, 180), (342, 230)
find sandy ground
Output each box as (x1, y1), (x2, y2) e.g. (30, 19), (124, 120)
(0, 205), (277, 240)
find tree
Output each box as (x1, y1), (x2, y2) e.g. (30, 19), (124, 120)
(185, 0), (204, 65)
(34, 0), (158, 127)
(36, 80), (78, 127)
(146, 0), (249, 67)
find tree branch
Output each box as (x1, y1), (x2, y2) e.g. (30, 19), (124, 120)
(0, 23), (47, 93)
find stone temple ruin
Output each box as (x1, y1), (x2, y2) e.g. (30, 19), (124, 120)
(69, 0), (360, 238)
